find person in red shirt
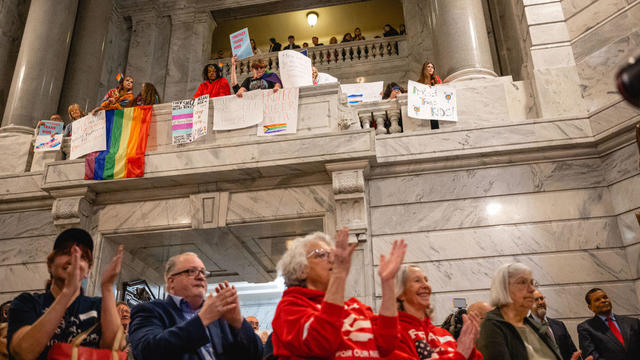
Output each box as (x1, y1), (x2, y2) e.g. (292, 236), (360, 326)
(272, 228), (407, 360)
(193, 63), (231, 98)
(389, 265), (482, 360)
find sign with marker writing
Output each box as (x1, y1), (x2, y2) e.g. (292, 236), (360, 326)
(229, 27), (253, 60)
(407, 80), (457, 121)
(278, 50), (313, 88)
(171, 99), (194, 144)
(340, 82), (383, 104)
(213, 91), (263, 131)
(38, 120), (64, 135)
(257, 88), (299, 136)
(70, 112), (106, 159)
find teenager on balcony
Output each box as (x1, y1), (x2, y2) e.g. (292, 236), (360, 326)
(231, 55), (281, 98)
(193, 63), (231, 99)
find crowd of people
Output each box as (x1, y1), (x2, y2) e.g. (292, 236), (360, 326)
(1, 227), (639, 360)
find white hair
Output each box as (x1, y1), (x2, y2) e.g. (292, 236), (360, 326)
(277, 232), (333, 288)
(490, 263), (532, 307)
(164, 252), (199, 287)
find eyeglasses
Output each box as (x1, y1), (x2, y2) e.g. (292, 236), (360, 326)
(306, 248), (331, 260)
(512, 277), (539, 289)
(170, 267), (208, 278)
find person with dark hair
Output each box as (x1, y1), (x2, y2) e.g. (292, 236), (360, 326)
(312, 36), (323, 46)
(341, 32), (353, 43)
(329, 36), (338, 45)
(392, 264), (482, 359)
(7, 228), (124, 360)
(193, 63), (230, 99)
(529, 289), (577, 360)
(0, 302), (10, 323)
(302, 42), (309, 49)
(283, 35), (300, 50)
(250, 38), (262, 55)
(271, 229), (406, 360)
(578, 288), (640, 360)
(399, 24), (406, 35)
(382, 82), (406, 100)
(135, 82), (162, 106)
(353, 27), (365, 41)
(231, 55), (281, 98)
(417, 61), (443, 130)
(383, 24), (399, 37)
(269, 38), (282, 52)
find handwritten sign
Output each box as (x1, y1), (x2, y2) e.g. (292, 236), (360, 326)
(70, 112), (106, 159)
(257, 88), (299, 136)
(407, 80), (457, 121)
(340, 82), (383, 104)
(278, 50), (313, 88)
(34, 134), (63, 152)
(192, 95), (209, 140)
(230, 27), (253, 60)
(213, 91), (263, 130)
(172, 99), (194, 144)
(38, 120), (64, 135)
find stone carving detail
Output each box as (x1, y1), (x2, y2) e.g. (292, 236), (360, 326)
(51, 190), (95, 231)
(326, 161), (370, 243)
(332, 170), (364, 195)
(191, 192), (229, 229)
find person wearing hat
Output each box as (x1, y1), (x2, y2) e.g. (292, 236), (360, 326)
(7, 228), (125, 360)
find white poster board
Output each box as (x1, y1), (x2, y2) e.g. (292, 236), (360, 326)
(257, 88), (299, 136)
(407, 80), (457, 121)
(278, 50), (313, 88)
(340, 81), (383, 104)
(70, 112), (106, 159)
(34, 134), (63, 152)
(171, 99), (194, 144)
(213, 91), (264, 131)
(192, 95), (209, 140)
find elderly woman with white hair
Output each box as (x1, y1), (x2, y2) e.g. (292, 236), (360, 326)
(271, 228), (406, 360)
(477, 263), (591, 360)
(390, 264), (482, 359)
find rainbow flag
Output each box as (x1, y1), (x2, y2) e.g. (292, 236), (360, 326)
(116, 72), (123, 82)
(263, 123), (287, 134)
(85, 106), (153, 180)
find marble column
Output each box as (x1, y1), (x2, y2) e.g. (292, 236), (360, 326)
(0, 0), (30, 122)
(58, 0), (114, 115)
(1, 0), (78, 130)
(402, 0), (434, 82)
(164, 11), (215, 102)
(430, 0), (497, 82)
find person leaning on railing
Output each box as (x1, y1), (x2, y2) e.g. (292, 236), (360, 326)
(193, 63), (230, 99)
(92, 75), (135, 114)
(231, 55), (282, 98)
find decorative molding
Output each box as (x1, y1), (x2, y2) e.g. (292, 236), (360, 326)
(50, 188), (95, 231)
(326, 160), (370, 243)
(190, 192), (229, 229)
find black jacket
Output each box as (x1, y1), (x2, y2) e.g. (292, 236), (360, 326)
(529, 314), (578, 360)
(578, 314), (640, 360)
(478, 307), (562, 360)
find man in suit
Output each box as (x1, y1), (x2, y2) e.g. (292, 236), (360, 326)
(529, 289), (578, 360)
(578, 288), (640, 360)
(129, 252), (262, 360)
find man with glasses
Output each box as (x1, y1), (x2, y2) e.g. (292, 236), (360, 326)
(528, 289), (577, 360)
(129, 252), (262, 360)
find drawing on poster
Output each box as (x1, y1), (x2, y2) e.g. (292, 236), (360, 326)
(407, 80), (457, 122)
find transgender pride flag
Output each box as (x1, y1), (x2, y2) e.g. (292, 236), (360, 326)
(171, 99), (194, 144)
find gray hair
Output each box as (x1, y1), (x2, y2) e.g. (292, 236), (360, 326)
(277, 232), (333, 288)
(164, 252), (199, 287)
(394, 264), (421, 298)
(490, 262), (532, 307)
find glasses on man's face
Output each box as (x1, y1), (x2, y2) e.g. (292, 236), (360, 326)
(512, 277), (539, 289)
(170, 267), (208, 278)
(306, 248), (331, 261)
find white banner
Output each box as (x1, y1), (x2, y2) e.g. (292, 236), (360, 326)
(34, 134), (63, 152)
(70, 112), (106, 159)
(257, 88), (299, 136)
(340, 81), (383, 104)
(278, 50), (313, 88)
(192, 95), (209, 140)
(171, 99), (194, 144)
(213, 91), (264, 131)
(407, 80), (457, 121)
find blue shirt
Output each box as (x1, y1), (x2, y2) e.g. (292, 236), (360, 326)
(598, 313), (622, 334)
(168, 294), (216, 360)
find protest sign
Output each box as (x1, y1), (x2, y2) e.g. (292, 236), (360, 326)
(278, 50), (313, 88)
(340, 82), (383, 104)
(257, 88), (299, 136)
(192, 95), (209, 140)
(213, 91), (263, 130)
(230, 28), (253, 60)
(172, 99), (194, 144)
(38, 120), (64, 135)
(407, 80), (457, 121)
(70, 112), (106, 159)
(34, 134), (63, 152)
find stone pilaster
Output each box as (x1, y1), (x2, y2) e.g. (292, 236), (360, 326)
(50, 188), (95, 232)
(164, 11), (216, 102)
(0, 0), (30, 121)
(1, 0), (79, 129)
(58, 0), (115, 115)
(430, 0), (497, 82)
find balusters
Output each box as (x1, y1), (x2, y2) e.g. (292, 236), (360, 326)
(348, 46), (354, 61)
(359, 112), (372, 129)
(372, 111), (387, 135)
(341, 48), (346, 62)
(311, 51), (317, 65)
(388, 110), (402, 134)
(371, 44), (378, 59)
(363, 45), (369, 60)
(378, 43), (384, 58)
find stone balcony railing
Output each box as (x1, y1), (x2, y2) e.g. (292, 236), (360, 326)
(216, 35), (408, 80)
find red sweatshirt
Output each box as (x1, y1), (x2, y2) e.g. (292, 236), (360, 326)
(387, 312), (482, 360)
(272, 286), (399, 360)
(193, 78), (231, 98)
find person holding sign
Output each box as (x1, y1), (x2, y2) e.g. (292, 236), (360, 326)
(194, 63), (230, 99)
(63, 104), (86, 137)
(231, 55), (282, 98)
(417, 61), (443, 129)
(93, 75), (135, 113)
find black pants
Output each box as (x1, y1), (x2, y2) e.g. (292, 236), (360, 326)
(430, 120), (439, 129)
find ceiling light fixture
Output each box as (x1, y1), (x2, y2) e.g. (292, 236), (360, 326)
(307, 11), (319, 27)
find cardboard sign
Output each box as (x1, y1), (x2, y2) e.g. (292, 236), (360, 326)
(38, 120), (64, 135)
(407, 80), (457, 121)
(213, 91), (264, 131)
(230, 28), (253, 60)
(70, 112), (106, 159)
(257, 88), (299, 136)
(340, 82), (383, 104)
